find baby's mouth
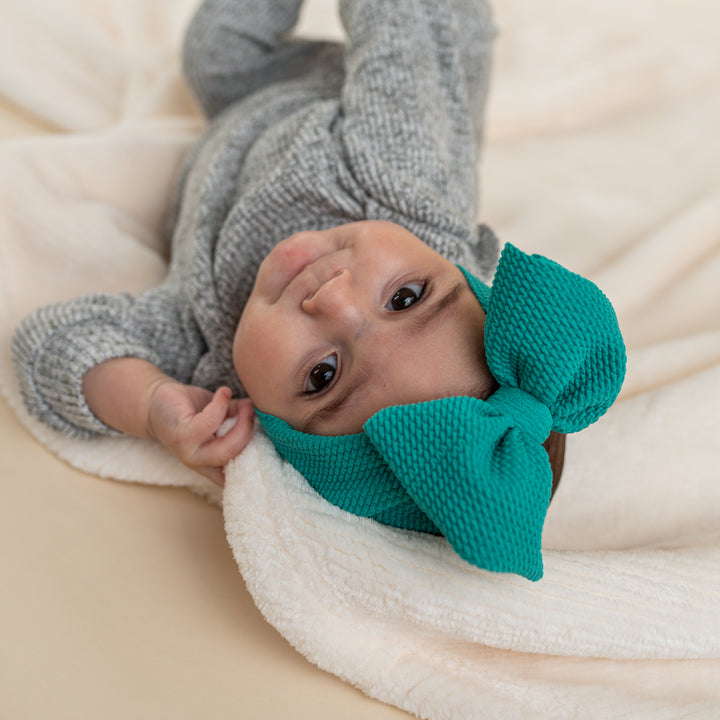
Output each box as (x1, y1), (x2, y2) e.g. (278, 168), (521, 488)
(286, 249), (351, 305)
(264, 231), (344, 301)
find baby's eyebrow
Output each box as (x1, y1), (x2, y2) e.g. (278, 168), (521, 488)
(406, 281), (466, 336)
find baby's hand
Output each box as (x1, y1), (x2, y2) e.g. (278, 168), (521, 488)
(147, 381), (255, 487)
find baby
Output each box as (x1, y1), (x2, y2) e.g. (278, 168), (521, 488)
(11, 0), (625, 580)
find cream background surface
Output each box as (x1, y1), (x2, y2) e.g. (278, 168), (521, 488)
(1, 1), (719, 718)
(0, 2), (407, 717)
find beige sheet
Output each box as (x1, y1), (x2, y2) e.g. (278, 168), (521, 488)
(0, 2), (407, 718)
(1, 1), (719, 718)
(0, 146), (410, 715)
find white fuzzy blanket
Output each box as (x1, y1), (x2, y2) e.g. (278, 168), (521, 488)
(1, 1), (719, 718)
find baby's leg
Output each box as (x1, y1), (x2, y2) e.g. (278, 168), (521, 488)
(182, 0), (340, 118)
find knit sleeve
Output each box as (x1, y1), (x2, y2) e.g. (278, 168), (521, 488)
(337, 0), (496, 225)
(11, 288), (206, 439)
(182, 0), (341, 119)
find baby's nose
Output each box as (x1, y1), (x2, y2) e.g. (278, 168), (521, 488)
(301, 268), (362, 323)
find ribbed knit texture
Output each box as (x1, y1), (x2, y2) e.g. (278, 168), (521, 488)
(260, 244), (626, 581)
(257, 413), (441, 534)
(476, 244), (627, 433)
(10, 0), (498, 439)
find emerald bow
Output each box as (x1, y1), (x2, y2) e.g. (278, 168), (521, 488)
(258, 244), (626, 581)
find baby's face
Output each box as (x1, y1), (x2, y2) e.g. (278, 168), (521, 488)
(233, 220), (494, 435)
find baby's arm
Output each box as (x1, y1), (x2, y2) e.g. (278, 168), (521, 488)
(182, 0), (340, 118)
(83, 358), (254, 486)
(338, 0), (496, 223)
(11, 287), (251, 485)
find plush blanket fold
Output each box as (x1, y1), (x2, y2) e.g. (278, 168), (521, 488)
(1, 1), (719, 718)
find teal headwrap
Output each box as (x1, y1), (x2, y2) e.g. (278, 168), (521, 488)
(257, 244), (626, 581)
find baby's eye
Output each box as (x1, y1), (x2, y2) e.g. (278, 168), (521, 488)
(305, 354), (338, 393)
(386, 282), (425, 311)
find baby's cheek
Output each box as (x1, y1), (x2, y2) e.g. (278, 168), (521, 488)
(233, 311), (287, 393)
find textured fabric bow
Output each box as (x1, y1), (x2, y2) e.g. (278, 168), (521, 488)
(258, 244), (626, 581)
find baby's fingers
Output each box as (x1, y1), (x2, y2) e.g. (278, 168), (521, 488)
(191, 387), (234, 439)
(193, 400), (255, 471)
(215, 400), (256, 459)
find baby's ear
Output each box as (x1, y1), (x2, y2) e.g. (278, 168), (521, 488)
(544, 431), (566, 499)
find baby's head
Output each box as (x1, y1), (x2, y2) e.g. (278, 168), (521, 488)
(234, 220), (495, 436)
(233, 220), (625, 580)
